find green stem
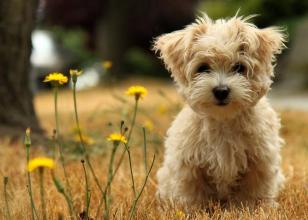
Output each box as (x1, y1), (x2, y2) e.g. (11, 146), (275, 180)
(3, 177), (11, 220)
(53, 87), (74, 203)
(127, 99), (139, 142)
(51, 173), (75, 219)
(39, 168), (47, 220)
(95, 145), (126, 219)
(72, 82), (103, 194)
(142, 128), (148, 174)
(126, 99), (139, 197)
(96, 97), (140, 218)
(103, 142), (119, 220)
(126, 144), (136, 197)
(128, 155), (155, 220)
(81, 161), (90, 220)
(51, 129), (57, 160)
(53, 87), (77, 218)
(26, 145), (38, 220)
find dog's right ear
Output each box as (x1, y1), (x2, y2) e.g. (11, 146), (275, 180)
(153, 17), (208, 84)
(153, 29), (189, 84)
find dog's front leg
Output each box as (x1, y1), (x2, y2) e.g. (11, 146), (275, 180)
(156, 159), (209, 206)
(234, 162), (284, 209)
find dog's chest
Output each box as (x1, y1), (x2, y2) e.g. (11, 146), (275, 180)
(192, 123), (251, 198)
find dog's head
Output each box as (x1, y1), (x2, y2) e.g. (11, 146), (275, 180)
(154, 14), (286, 119)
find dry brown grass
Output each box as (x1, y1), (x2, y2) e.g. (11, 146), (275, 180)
(0, 78), (307, 219)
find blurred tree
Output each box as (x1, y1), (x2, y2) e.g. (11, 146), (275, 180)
(43, 0), (199, 77)
(199, 0), (308, 28)
(0, 0), (42, 135)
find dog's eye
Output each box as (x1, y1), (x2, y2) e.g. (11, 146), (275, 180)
(232, 63), (246, 74)
(197, 64), (211, 74)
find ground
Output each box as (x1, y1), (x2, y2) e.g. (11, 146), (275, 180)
(0, 78), (307, 219)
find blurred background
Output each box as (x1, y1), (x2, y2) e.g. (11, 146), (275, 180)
(0, 0), (308, 135)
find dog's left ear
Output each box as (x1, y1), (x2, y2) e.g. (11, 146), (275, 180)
(257, 27), (287, 61)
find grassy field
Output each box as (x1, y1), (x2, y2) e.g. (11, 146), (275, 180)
(0, 78), (307, 219)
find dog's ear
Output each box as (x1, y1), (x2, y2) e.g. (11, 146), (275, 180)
(153, 29), (190, 84)
(257, 27), (287, 62)
(153, 20), (208, 84)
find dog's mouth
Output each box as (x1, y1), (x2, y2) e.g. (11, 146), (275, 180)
(216, 101), (229, 106)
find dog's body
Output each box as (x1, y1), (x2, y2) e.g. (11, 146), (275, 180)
(154, 14), (286, 207)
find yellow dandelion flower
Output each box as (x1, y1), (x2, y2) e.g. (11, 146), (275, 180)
(74, 134), (95, 145)
(143, 119), (154, 131)
(102, 60), (113, 70)
(69, 69), (82, 77)
(27, 157), (55, 172)
(125, 85), (148, 100)
(43, 72), (68, 85)
(107, 133), (127, 144)
(175, 210), (185, 219)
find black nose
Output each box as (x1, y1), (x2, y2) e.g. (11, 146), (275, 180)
(213, 86), (230, 101)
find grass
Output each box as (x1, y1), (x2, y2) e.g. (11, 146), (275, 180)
(0, 78), (307, 219)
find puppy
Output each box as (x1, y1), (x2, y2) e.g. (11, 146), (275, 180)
(153, 14), (286, 208)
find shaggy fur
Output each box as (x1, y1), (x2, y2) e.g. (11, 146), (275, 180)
(153, 14), (286, 208)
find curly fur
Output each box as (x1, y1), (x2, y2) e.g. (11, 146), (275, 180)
(153, 14), (286, 207)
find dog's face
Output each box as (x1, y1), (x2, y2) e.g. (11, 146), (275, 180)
(154, 15), (286, 119)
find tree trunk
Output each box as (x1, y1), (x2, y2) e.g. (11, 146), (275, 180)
(0, 0), (42, 136)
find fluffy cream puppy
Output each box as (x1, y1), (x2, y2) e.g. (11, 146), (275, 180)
(153, 14), (286, 208)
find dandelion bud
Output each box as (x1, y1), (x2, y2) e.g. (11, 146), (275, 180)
(24, 127), (31, 146)
(69, 69), (82, 83)
(26, 127), (31, 136)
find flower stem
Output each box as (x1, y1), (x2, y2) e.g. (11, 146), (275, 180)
(39, 168), (47, 220)
(3, 177), (11, 220)
(103, 142), (119, 220)
(128, 154), (155, 220)
(127, 99), (139, 142)
(81, 160), (91, 220)
(126, 99), (139, 197)
(96, 94), (140, 218)
(26, 145), (38, 220)
(72, 82), (103, 194)
(51, 172), (75, 219)
(125, 144), (136, 197)
(53, 87), (73, 202)
(95, 146), (126, 219)
(142, 127), (148, 174)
